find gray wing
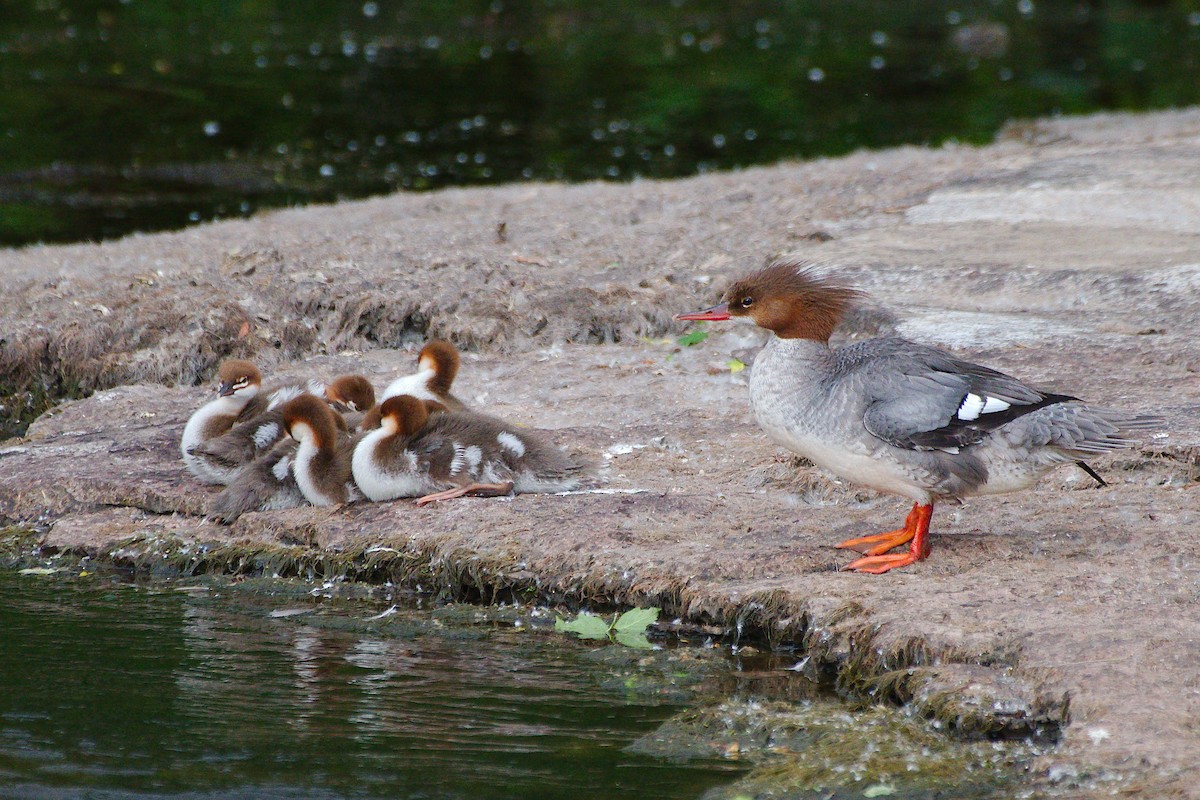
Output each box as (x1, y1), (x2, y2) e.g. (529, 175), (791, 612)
(856, 343), (1069, 451)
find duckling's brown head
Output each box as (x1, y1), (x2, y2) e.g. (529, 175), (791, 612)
(216, 360), (262, 399)
(379, 395), (437, 437)
(326, 374), (376, 412)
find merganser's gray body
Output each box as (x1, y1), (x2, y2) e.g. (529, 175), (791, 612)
(750, 336), (1155, 504)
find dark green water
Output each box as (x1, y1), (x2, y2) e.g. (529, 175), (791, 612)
(2, 0), (1199, 247)
(0, 568), (1047, 798)
(0, 571), (742, 799)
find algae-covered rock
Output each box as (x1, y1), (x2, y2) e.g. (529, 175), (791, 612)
(632, 698), (1041, 799)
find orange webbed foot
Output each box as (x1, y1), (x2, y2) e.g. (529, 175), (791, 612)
(415, 481), (515, 506)
(839, 503), (934, 575)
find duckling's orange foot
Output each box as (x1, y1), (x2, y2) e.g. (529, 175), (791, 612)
(415, 481), (515, 506)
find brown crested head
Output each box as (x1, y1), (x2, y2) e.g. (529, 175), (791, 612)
(378, 395), (432, 437)
(722, 260), (861, 341)
(216, 359), (262, 397)
(418, 340), (460, 397)
(326, 374), (376, 412)
(281, 393), (339, 447)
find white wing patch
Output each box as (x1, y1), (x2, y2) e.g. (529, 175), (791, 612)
(267, 385), (305, 410)
(956, 393), (1011, 421)
(253, 422), (281, 449)
(497, 432), (525, 457)
(464, 445), (482, 472)
(272, 455), (292, 481)
(449, 443), (467, 475)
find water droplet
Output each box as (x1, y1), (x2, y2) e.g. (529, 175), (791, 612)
(188, 211), (201, 222)
(255, 55), (267, 68)
(755, 19), (770, 34)
(999, 66), (1013, 80)
(946, 10), (961, 25)
(605, 165), (619, 177)
(362, 1), (378, 18)
(281, 93), (294, 108)
(319, 164), (335, 177)
(521, 167), (533, 178)
(680, 32), (695, 46)
(663, 144), (676, 157)
(807, 67), (825, 82)
(455, 152), (468, 164)
(591, 128), (605, 141)
(611, 146), (625, 158)
(203, 121), (220, 136)
(744, 129), (757, 141)
(1189, 12), (1200, 26)
(871, 55), (885, 70)
(473, 152), (486, 164)
(756, 37), (770, 49)
(1017, 0), (1034, 15)
(712, 134), (726, 148)
(1131, 58), (1145, 72)
(342, 41), (357, 57)
(479, 45), (493, 59)
(423, 35), (441, 50)
(276, 143), (288, 155)
(374, 134), (387, 147)
(871, 30), (888, 46)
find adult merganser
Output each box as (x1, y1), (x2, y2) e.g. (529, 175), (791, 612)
(677, 259), (1160, 574)
(359, 340), (466, 430)
(189, 374), (373, 478)
(181, 359), (271, 484)
(352, 395), (590, 504)
(280, 394), (363, 507)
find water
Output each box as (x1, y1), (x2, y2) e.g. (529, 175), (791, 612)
(0, 569), (1043, 799)
(2, 0), (1199, 246)
(0, 572), (741, 799)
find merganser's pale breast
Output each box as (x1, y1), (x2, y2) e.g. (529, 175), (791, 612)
(352, 395), (591, 504)
(678, 259), (1161, 574)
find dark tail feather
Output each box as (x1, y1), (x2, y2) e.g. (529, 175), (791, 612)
(1075, 460), (1107, 488)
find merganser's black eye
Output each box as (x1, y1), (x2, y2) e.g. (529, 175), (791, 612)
(740, 296), (754, 308)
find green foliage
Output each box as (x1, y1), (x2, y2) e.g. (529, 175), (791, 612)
(676, 330), (709, 347)
(555, 607), (660, 649)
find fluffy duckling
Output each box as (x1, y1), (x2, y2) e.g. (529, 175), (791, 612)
(181, 359), (271, 484)
(360, 340), (466, 430)
(352, 395), (590, 505)
(189, 374), (374, 481)
(281, 394), (363, 507)
(207, 438), (306, 524)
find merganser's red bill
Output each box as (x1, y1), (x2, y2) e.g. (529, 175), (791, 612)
(675, 303), (731, 322)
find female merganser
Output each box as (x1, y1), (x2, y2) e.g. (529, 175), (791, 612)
(181, 360), (271, 484)
(359, 340), (466, 430)
(677, 259), (1160, 574)
(189, 374), (374, 479)
(352, 395), (590, 504)
(280, 394), (363, 507)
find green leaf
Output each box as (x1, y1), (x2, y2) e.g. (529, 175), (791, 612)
(614, 631), (654, 649)
(863, 784), (896, 798)
(611, 607), (659, 635)
(676, 329), (709, 347)
(18, 567), (59, 576)
(555, 613), (612, 640)
(727, 358), (746, 373)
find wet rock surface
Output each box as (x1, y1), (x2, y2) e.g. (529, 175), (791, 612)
(3, 108), (1200, 798)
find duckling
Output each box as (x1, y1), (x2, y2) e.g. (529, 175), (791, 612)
(352, 395), (591, 505)
(280, 394), (363, 507)
(181, 359), (271, 484)
(359, 340), (466, 430)
(207, 438), (306, 524)
(188, 374), (374, 482)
